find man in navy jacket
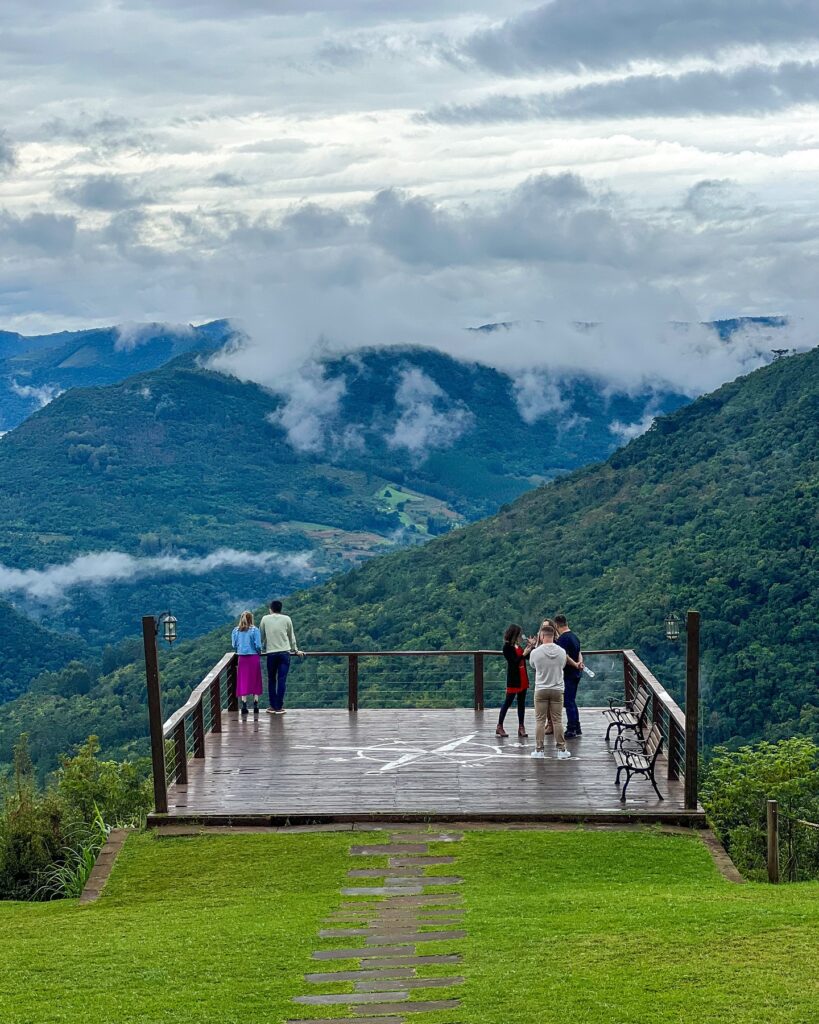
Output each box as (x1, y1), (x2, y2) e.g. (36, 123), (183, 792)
(554, 615), (583, 738)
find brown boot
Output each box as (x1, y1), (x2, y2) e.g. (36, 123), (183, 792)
(495, 724), (508, 738)
(518, 725), (528, 737)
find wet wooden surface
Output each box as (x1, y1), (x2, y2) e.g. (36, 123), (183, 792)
(154, 708), (703, 823)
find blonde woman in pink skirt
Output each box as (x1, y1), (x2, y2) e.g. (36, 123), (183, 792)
(231, 610), (263, 716)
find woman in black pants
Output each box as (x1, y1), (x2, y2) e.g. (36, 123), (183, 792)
(496, 623), (534, 738)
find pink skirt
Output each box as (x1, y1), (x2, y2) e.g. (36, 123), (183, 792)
(236, 654), (263, 697)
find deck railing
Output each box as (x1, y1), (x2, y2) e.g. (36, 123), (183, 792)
(146, 646), (696, 813)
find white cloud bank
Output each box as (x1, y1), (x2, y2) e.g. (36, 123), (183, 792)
(10, 379), (64, 408)
(0, 548), (313, 602)
(388, 367), (473, 456)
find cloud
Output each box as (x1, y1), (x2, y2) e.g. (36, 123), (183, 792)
(609, 408), (658, 442)
(462, 0), (819, 74)
(264, 367), (348, 453)
(9, 380), (64, 409)
(60, 174), (153, 211)
(514, 372), (570, 424)
(424, 60), (819, 124)
(114, 320), (195, 351)
(0, 211), (77, 253)
(208, 171), (246, 188)
(0, 130), (15, 174)
(387, 367), (473, 456)
(0, 548), (314, 603)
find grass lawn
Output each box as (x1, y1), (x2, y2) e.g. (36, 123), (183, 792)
(416, 829), (819, 1024)
(2, 829), (817, 1024)
(0, 831), (371, 1024)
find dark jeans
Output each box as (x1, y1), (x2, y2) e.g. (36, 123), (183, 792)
(564, 679), (581, 732)
(498, 690), (526, 727)
(266, 651), (291, 710)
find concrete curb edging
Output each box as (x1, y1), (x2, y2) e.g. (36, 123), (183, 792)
(78, 828), (130, 905)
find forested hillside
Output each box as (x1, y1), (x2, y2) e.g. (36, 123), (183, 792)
(0, 346), (686, 647)
(2, 347), (815, 770)
(0, 320), (234, 431)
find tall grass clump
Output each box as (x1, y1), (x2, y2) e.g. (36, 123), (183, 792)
(0, 734), (151, 901)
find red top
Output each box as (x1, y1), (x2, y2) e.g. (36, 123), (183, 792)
(503, 643), (529, 694)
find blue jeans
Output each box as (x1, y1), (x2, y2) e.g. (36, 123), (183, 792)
(266, 652), (291, 710)
(564, 679), (581, 732)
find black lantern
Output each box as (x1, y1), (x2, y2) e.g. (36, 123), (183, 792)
(156, 611), (178, 645)
(665, 612), (680, 642)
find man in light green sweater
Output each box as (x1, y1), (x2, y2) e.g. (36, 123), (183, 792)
(259, 600), (304, 714)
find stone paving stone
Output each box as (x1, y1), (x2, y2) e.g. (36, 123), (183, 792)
(355, 977), (464, 993)
(319, 927), (370, 938)
(348, 867), (427, 877)
(350, 844), (430, 855)
(389, 856), (456, 867)
(361, 894), (459, 906)
(392, 834), (463, 843)
(294, 992), (410, 1006)
(365, 929), (467, 943)
(341, 886), (423, 897)
(305, 969), (416, 984)
(350, 999), (461, 1014)
(312, 945), (413, 961)
(362, 954), (462, 968)
(287, 1018), (406, 1024)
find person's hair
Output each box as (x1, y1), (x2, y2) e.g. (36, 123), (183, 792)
(553, 614), (568, 628)
(238, 610), (254, 632)
(541, 618), (556, 634)
(504, 623), (522, 645)
(541, 624), (556, 639)
(270, 600), (283, 613)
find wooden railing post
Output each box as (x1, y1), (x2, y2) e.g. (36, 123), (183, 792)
(173, 720), (188, 784)
(685, 610), (700, 810)
(667, 720), (681, 780)
(211, 674), (222, 733)
(767, 799), (780, 883)
(473, 653), (485, 711)
(348, 655), (359, 712)
(193, 701), (206, 758)
(623, 652), (634, 702)
(142, 615), (168, 814)
(227, 655), (238, 712)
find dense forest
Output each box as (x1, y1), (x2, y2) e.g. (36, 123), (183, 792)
(2, 346), (816, 771)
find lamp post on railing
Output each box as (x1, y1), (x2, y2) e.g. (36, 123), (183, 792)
(666, 609), (700, 810)
(142, 611), (178, 815)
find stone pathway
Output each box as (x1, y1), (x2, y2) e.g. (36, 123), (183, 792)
(289, 830), (466, 1024)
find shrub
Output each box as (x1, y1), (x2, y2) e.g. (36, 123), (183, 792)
(0, 736), (65, 900)
(0, 735), (152, 901)
(702, 738), (819, 881)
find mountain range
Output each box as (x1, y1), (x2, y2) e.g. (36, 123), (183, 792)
(1, 344), (815, 770)
(0, 340), (690, 657)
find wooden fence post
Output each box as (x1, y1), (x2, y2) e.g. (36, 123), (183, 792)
(211, 674), (222, 734)
(142, 615), (168, 815)
(193, 701), (206, 758)
(173, 720), (188, 784)
(473, 653), (485, 712)
(227, 655), (238, 712)
(348, 655), (359, 712)
(684, 610), (700, 811)
(767, 799), (780, 884)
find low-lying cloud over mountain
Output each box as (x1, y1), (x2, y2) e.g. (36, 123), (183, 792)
(0, 548), (313, 603)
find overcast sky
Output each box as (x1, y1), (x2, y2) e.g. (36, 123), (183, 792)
(2, 1), (818, 391)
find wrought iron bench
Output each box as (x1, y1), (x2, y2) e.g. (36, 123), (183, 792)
(613, 722), (665, 803)
(603, 687), (650, 743)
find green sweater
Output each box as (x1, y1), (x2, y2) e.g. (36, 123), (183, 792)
(259, 613), (297, 654)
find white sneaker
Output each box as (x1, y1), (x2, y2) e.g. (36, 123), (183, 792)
(557, 749), (572, 760)
(530, 750), (545, 759)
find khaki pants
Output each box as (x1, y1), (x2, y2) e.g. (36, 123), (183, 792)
(535, 688), (565, 751)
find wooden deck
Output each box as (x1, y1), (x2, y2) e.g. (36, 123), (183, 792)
(148, 708), (705, 827)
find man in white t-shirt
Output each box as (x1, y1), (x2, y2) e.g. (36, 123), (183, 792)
(529, 623), (581, 760)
